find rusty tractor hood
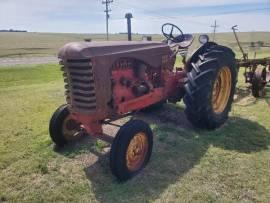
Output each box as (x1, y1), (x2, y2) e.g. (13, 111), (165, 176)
(59, 41), (169, 58)
(58, 41), (175, 116)
(58, 41), (173, 67)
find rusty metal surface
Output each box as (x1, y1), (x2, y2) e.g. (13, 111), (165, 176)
(236, 58), (270, 84)
(232, 25), (270, 91)
(237, 57), (270, 67)
(236, 57), (270, 97)
(232, 25), (248, 60)
(58, 41), (171, 66)
(61, 59), (97, 115)
(59, 41), (173, 118)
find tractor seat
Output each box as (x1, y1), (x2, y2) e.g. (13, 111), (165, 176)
(176, 34), (194, 48)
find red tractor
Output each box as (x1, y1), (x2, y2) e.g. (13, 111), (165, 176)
(49, 23), (238, 181)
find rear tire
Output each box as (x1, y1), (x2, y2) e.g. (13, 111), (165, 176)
(183, 44), (238, 129)
(110, 119), (153, 181)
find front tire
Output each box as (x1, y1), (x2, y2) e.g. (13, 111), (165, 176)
(110, 119), (153, 181)
(49, 104), (85, 147)
(184, 44), (238, 129)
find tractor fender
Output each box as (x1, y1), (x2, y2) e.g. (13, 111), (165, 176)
(185, 42), (217, 72)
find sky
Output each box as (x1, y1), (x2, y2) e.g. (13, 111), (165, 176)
(0, 0), (270, 34)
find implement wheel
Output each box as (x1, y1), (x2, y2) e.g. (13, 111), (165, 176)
(252, 66), (267, 97)
(110, 119), (153, 181)
(49, 104), (85, 147)
(184, 44), (238, 129)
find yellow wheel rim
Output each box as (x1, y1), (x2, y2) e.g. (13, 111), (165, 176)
(212, 66), (232, 114)
(126, 132), (148, 172)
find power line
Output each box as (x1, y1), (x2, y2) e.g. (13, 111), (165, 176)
(211, 20), (219, 42)
(102, 0), (113, 40)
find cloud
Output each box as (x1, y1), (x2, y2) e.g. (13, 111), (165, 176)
(118, 12), (270, 34)
(112, 0), (270, 15)
(0, 0), (269, 33)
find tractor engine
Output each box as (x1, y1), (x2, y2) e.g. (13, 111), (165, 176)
(110, 58), (160, 106)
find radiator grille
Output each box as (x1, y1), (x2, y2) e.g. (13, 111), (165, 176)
(61, 59), (97, 113)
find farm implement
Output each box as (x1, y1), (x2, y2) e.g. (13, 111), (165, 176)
(232, 25), (270, 97)
(49, 23), (238, 181)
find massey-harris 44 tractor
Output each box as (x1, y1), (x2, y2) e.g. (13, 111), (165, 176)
(49, 23), (238, 181)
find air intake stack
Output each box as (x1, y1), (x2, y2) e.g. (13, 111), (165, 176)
(125, 13), (133, 41)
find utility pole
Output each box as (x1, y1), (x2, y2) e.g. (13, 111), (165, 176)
(102, 0), (113, 41)
(210, 20), (219, 42)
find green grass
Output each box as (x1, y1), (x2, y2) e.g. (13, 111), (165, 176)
(0, 32), (163, 58)
(0, 64), (269, 202)
(0, 32), (269, 58)
(0, 64), (62, 88)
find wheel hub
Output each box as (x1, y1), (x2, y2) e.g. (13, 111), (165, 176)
(212, 66), (232, 114)
(126, 132), (148, 172)
(62, 115), (83, 141)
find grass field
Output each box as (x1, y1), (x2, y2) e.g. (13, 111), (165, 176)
(0, 63), (269, 202)
(0, 33), (162, 58)
(0, 32), (270, 58)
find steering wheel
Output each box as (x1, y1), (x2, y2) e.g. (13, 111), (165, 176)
(162, 23), (184, 43)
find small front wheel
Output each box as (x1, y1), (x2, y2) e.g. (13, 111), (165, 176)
(49, 104), (85, 147)
(110, 119), (153, 181)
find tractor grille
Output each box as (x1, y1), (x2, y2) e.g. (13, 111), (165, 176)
(61, 59), (97, 113)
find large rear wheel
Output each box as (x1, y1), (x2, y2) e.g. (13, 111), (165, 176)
(184, 44), (238, 129)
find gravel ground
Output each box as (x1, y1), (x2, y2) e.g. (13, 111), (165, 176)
(0, 56), (58, 66)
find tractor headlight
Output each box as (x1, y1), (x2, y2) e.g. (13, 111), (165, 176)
(199, 34), (209, 44)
